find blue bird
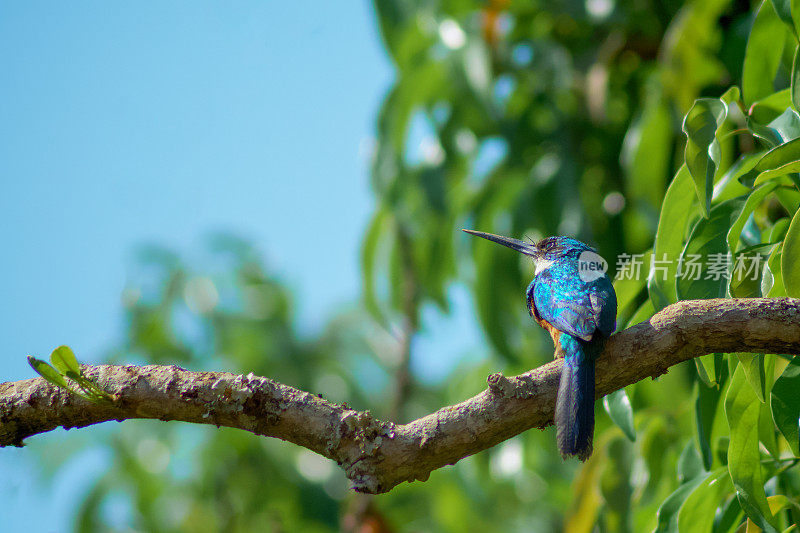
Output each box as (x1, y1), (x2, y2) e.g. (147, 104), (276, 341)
(464, 230), (617, 460)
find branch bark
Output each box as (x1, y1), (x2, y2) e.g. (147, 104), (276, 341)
(2, 298), (800, 494)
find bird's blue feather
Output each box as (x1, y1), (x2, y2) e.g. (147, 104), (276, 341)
(527, 248), (616, 340)
(554, 333), (601, 460)
(525, 238), (617, 460)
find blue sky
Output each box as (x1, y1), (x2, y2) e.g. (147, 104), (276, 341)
(0, 2), (485, 529)
(0, 1), (389, 380)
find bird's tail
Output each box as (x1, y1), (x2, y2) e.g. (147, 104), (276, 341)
(555, 334), (602, 461)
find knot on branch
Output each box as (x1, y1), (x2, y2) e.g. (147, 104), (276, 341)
(340, 410), (395, 452)
(336, 410), (398, 493)
(487, 372), (538, 399)
(487, 372), (514, 397)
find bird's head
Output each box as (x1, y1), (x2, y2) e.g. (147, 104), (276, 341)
(462, 230), (594, 273)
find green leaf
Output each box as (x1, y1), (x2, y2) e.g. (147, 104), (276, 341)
(776, 187), (800, 213)
(782, 207), (800, 296)
(748, 116), (785, 147)
(737, 353), (767, 402)
(677, 441), (705, 483)
(461, 40), (491, 101)
(388, 236), (405, 314)
(653, 475), (706, 533)
(759, 399), (781, 459)
(622, 94), (672, 210)
(613, 271), (646, 319)
(727, 182), (781, 253)
(603, 388), (636, 441)
(361, 208), (391, 323)
(794, 44), (800, 113)
(696, 352), (726, 388)
(769, 107), (800, 141)
(714, 153), (765, 201)
(793, 0), (800, 37)
(63, 370), (113, 403)
(676, 467), (734, 533)
(744, 1), (789, 107)
(738, 129), (800, 189)
(770, 0), (798, 36)
(714, 496), (745, 533)
(721, 86), (742, 107)
(623, 298), (655, 330)
(767, 494), (800, 516)
(755, 166), (800, 188)
(599, 437), (633, 530)
(649, 166), (697, 311)
(770, 217), (792, 241)
(695, 355), (715, 388)
(762, 249), (777, 296)
(682, 98), (728, 217)
(615, 249), (651, 329)
(742, 214), (764, 248)
(730, 249), (768, 297)
(27, 356), (71, 390)
(27, 356), (95, 402)
(65, 370), (98, 399)
(750, 89), (794, 124)
(725, 364), (779, 531)
(745, 138), (800, 187)
(763, 351), (777, 394)
(676, 197), (746, 301)
(696, 379), (724, 470)
(767, 242), (787, 296)
(372, 0), (430, 69)
(771, 355), (800, 456)
(50, 345), (80, 375)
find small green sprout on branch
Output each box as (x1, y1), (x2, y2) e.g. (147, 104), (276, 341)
(27, 345), (116, 403)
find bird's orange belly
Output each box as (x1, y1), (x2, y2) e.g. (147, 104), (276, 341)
(536, 317), (565, 359)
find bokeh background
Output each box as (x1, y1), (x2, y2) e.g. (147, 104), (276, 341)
(1, 0), (791, 531)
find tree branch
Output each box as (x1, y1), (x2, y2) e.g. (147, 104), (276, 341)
(2, 298), (800, 494)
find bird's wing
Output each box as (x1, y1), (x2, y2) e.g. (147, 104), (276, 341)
(531, 271), (616, 341)
(589, 284), (617, 337)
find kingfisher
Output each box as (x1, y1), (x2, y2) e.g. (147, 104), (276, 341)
(463, 230), (617, 460)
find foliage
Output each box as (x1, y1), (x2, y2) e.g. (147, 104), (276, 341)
(364, 0), (800, 529)
(27, 346), (114, 403)
(25, 0), (800, 531)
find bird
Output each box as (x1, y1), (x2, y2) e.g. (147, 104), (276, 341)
(463, 229), (617, 460)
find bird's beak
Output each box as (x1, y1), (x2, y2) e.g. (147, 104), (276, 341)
(462, 229), (538, 257)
